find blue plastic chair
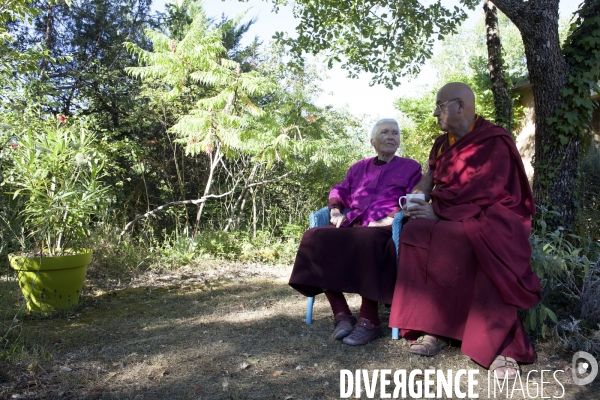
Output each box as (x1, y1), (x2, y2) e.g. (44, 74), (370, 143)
(305, 206), (404, 339)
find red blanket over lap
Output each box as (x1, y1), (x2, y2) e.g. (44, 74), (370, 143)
(430, 118), (541, 309)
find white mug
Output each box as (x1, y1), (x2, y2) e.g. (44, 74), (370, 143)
(399, 193), (426, 209)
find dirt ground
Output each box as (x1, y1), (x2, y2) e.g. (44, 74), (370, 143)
(1, 260), (599, 399)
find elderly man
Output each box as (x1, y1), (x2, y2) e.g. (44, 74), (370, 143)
(389, 82), (541, 378)
(289, 119), (421, 345)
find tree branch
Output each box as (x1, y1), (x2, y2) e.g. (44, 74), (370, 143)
(52, 82), (91, 91)
(118, 190), (234, 242)
(246, 171), (292, 188)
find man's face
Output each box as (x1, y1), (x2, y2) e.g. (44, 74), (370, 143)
(370, 122), (400, 156)
(433, 92), (461, 132)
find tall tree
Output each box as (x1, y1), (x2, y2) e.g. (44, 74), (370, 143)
(125, 8), (310, 242)
(492, 0), (599, 230)
(483, 0), (511, 132)
(2, 0), (156, 147)
(123, 5), (368, 238)
(274, 0), (600, 230)
(277, 0), (480, 87)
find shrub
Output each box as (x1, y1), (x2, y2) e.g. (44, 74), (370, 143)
(577, 145), (600, 240)
(193, 229), (301, 265)
(5, 117), (109, 255)
(87, 221), (154, 279)
(528, 209), (600, 352)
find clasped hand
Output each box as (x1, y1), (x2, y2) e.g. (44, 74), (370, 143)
(330, 209), (394, 228)
(330, 209), (347, 228)
(403, 198), (439, 220)
(367, 216), (394, 227)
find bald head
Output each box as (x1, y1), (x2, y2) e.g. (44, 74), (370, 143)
(434, 82), (477, 138)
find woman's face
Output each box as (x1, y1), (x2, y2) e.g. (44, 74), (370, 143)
(370, 122), (400, 157)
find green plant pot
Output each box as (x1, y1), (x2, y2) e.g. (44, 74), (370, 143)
(8, 251), (92, 312)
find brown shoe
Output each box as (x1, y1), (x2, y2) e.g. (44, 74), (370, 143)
(333, 312), (357, 340)
(409, 334), (448, 356)
(342, 317), (383, 346)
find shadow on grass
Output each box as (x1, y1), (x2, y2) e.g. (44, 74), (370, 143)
(0, 275), (26, 337)
(1, 267), (599, 399)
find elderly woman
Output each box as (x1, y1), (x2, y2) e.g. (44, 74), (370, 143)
(289, 119), (421, 345)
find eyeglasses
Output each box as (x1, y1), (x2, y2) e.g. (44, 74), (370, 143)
(434, 98), (460, 113)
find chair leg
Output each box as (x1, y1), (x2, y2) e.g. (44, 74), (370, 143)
(306, 296), (315, 324)
(391, 327), (399, 340)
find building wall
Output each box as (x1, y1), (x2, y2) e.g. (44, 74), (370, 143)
(514, 88), (536, 182)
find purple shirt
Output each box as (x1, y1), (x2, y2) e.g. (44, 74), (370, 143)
(328, 156), (422, 227)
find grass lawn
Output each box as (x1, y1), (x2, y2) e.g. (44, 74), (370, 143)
(1, 260), (598, 399)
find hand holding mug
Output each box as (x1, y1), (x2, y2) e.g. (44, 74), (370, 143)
(400, 194), (438, 220)
(399, 193), (426, 210)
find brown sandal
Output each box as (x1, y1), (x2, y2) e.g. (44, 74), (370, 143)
(409, 334), (448, 356)
(489, 355), (521, 379)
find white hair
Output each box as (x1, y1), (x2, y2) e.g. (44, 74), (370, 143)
(371, 118), (399, 139)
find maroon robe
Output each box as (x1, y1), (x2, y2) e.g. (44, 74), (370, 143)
(389, 117), (541, 368)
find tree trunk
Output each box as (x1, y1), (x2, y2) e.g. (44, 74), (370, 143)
(40, 5), (54, 77)
(235, 187), (252, 229)
(493, 0), (578, 229)
(483, 0), (512, 133)
(223, 163), (259, 232)
(252, 189), (257, 238)
(189, 144), (222, 251)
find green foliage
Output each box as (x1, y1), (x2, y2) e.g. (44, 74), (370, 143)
(141, 227), (302, 269)
(555, 317), (600, 355)
(193, 229), (301, 265)
(125, 9), (284, 162)
(576, 145), (600, 240)
(1, 1), (157, 232)
(275, 0), (480, 88)
(2, 1), (154, 143)
(125, 12), (224, 102)
(159, 0), (205, 41)
(1, 1), (71, 114)
(528, 208), (600, 340)
(396, 91), (438, 166)
(0, 1), (42, 76)
(531, 0), (600, 230)
(255, 42), (369, 166)
(88, 221), (153, 278)
(550, 2), (600, 142)
(395, 13), (527, 165)
(432, 11), (534, 85)
(122, 5), (371, 240)
(440, 57), (525, 136)
(153, 227), (198, 267)
(3, 116), (109, 254)
(272, 0), (572, 91)
(1, 124), (25, 261)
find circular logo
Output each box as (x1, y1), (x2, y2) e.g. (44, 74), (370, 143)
(572, 351), (598, 386)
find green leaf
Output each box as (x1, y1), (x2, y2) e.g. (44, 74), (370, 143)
(540, 306), (547, 322)
(545, 307), (558, 324)
(542, 324), (547, 338)
(558, 134), (569, 145)
(529, 308), (537, 331)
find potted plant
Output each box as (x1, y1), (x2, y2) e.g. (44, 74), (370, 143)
(5, 116), (109, 312)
